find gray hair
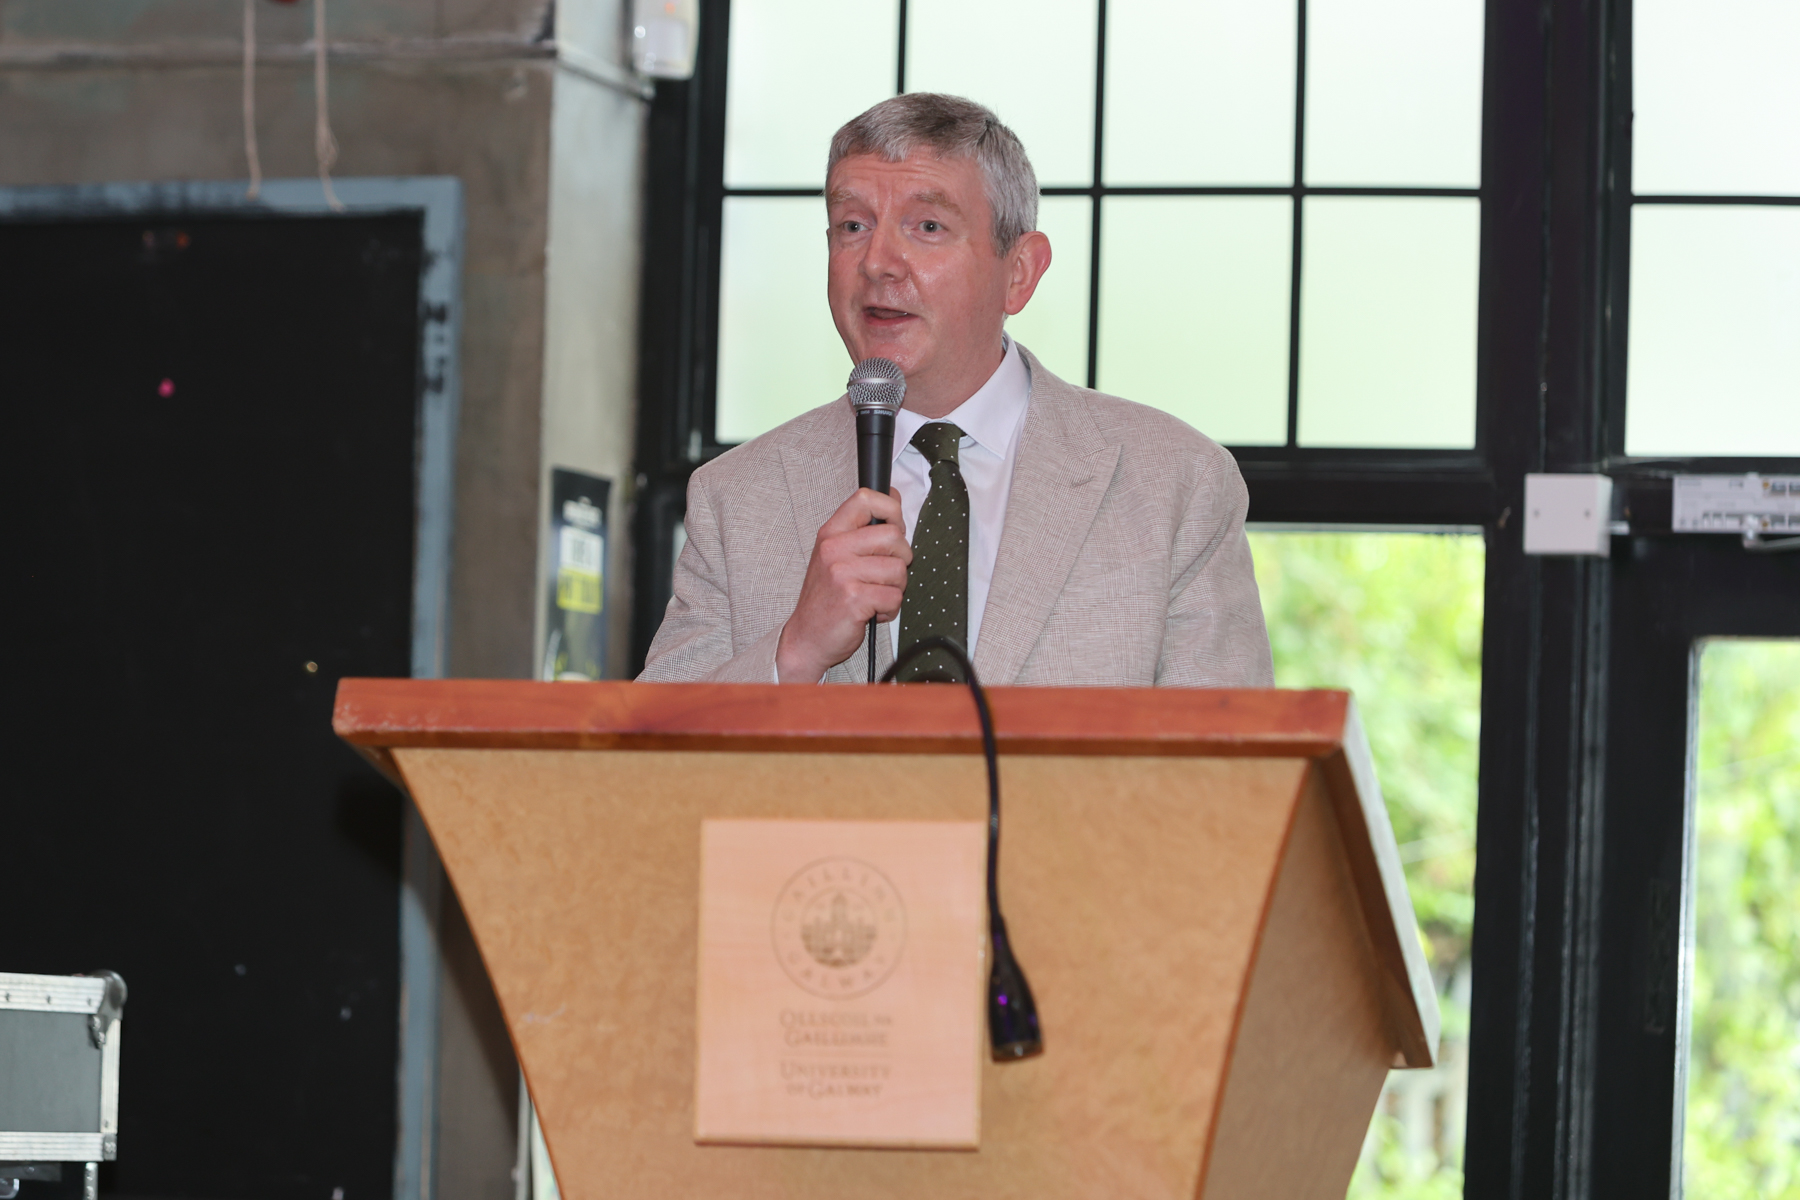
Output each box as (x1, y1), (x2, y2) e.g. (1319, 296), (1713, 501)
(827, 94), (1039, 253)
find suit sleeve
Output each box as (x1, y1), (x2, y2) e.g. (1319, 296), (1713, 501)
(636, 471), (785, 683)
(1156, 449), (1275, 688)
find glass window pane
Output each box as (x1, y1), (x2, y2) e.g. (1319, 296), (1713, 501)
(1298, 197), (1479, 448)
(1005, 195), (1092, 386)
(1103, 0), (1295, 185)
(1683, 640), (1800, 1197)
(724, 0), (898, 187)
(1096, 197), (1290, 446)
(1634, 0), (1800, 195)
(906, 0), (1097, 187)
(1625, 206), (1800, 458)
(1250, 530), (1483, 1199)
(716, 197), (845, 443)
(1305, 0), (1484, 187)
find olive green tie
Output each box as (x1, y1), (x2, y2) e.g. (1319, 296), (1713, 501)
(896, 421), (970, 683)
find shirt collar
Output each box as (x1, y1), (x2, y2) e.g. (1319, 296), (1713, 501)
(893, 336), (1031, 462)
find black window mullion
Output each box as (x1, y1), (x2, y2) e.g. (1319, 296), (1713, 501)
(896, 0), (908, 95)
(1285, 0), (1308, 450)
(1600, 0), (1634, 464)
(692, 0), (731, 463)
(1085, 0), (1108, 390)
(1633, 193), (1800, 205)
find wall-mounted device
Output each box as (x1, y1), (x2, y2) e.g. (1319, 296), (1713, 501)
(1673, 473), (1800, 551)
(1524, 473), (1615, 557)
(631, 0), (698, 79)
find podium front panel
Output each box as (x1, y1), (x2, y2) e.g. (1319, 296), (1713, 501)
(395, 747), (1356, 1198)
(334, 681), (1439, 1200)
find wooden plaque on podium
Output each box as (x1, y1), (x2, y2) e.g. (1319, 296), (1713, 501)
(694, 818), (988, 1149)
(334, 682), (1439, 1199)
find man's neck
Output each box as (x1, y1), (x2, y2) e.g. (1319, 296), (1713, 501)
(902, 339), (1008, 420)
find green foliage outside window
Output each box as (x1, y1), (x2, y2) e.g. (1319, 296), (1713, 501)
(1251, 539), (1799, 1199)
(1685, 640), (1800, 1200)
(1248, 531), (1484, 1199)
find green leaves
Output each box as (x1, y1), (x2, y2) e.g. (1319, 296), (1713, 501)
(1252, 531), (1483, 971)
(1250, 531), (1484, 1197)
(1684, 640), (1800, 1200)
(1252, 539), (1797, 1198)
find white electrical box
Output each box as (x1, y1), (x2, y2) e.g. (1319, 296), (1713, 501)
(1672, 474), (1800, 535)
(1524, 473), (1614, 557)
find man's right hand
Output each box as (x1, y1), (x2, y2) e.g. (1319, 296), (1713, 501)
(775, 488), (910, 683)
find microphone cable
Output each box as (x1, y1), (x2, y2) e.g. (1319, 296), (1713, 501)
(882, 636), (1043, 1061)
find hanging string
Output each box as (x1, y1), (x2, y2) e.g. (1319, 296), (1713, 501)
(242, 0), (261, 199)
(314, 0), (344, 211)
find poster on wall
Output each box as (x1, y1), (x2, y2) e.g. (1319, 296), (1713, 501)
(541, 468), (610, 681)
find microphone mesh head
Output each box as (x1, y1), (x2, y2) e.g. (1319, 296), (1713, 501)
(847, 357), (906, 414)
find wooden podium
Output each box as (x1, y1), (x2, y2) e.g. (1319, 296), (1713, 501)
(334, 681), (1438, 1199)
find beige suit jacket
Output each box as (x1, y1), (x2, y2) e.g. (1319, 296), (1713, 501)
(638, 348), (1274, 687)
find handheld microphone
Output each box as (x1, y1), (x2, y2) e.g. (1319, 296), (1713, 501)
(848, 356), (905, 495)
(847, 358), (906, 682)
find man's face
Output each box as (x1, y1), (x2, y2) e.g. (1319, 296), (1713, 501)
(825, 151), (1044, 413)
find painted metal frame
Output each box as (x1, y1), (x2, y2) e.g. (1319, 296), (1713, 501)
(628, 0), (1507, 670)
(711, 0), (1485, 440)
(1598, 0), (1800, 476)
(633, 2), (1800, 1195)
(0, 176), (463, 1200)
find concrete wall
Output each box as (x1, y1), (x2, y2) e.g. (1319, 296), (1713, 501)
(1, 2), (647, 1195)
(536, 57), (644, 677)
(1, 0), (562, 681)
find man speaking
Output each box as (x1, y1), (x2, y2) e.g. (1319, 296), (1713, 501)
(640, 94), (1272, 687)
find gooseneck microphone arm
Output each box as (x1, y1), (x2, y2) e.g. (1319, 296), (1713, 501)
(881, 636), (1044, 1061)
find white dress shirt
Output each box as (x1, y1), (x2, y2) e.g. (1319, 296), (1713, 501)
(888, 337), (1032, 661)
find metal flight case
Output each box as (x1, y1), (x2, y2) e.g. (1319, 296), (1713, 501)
(0, 972), (126, 1200)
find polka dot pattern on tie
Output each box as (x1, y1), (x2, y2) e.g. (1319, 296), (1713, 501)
(895, 422), (971, 683)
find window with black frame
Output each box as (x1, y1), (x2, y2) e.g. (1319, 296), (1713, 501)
(713, 0), (1484, 454)
(685, 2), (1490, 1194)
(1614, 2), (1800, 1193)
(1619, 0), (1799, 461)
(632, 0), (1797, 1191)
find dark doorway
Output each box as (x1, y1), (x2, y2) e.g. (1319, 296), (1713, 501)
(1590, 537), (1800, 1197)
(1, 213), (423, 1200)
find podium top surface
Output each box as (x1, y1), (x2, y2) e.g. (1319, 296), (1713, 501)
(333, 680), (1357, 758)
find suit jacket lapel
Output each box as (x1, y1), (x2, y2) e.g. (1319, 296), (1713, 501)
(780, 407), (856, 566)
(975, 351), (1119, 685)
(781, 403), (897, 684)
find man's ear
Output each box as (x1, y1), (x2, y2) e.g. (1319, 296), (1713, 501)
(1002, 230), (1053, 317)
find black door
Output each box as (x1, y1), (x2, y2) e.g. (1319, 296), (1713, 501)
(1, 213), (422, 1200)
(1590, 533), (1800, 1196)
